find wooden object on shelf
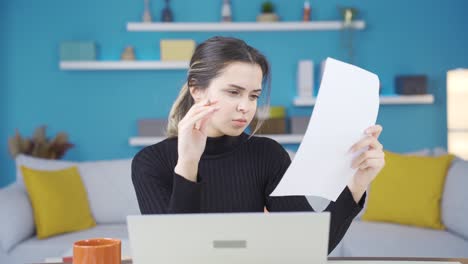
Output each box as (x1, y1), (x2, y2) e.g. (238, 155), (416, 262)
(250, 117), (287, 134)
(121, 46), (136, 61)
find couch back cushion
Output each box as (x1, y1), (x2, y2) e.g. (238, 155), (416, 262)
(442, 157), (468, 240)
(15, 155), (140, 225)
(15, 154), (76, 186)
(77, 159), (140, 224)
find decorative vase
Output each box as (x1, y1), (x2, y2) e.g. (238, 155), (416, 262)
(121, 46), (136, 61)
(221, 0), (232, 22)
(161, 0), (173, 22)
(142, 0), (152, 22)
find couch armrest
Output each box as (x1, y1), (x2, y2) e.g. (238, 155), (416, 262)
(442, 157), (468, 240)
(0, 183), (35, 252)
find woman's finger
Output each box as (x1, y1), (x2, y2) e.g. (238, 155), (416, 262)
(183, 107), (220, 131)
(365, 124), (383, 138)
(198, 110), (217, 133)
(351, 150), (385, 169)
(182, 100), (219, 124)
(357, 158), (385, 170)
(349, 136), (383, 153)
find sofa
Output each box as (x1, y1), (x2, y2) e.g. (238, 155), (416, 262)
(1, 150), (468, 264)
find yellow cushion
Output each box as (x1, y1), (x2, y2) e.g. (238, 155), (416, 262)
(21, 166), (96, 239)
(361, 151), (454, 229)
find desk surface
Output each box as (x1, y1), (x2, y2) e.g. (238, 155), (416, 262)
(328, 258), (468, 264)
(34, 257), (468, 264)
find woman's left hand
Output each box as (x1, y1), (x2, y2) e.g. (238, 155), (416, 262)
(347, 125), (385, 201)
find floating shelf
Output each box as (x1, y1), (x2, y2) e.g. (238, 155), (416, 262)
(294, 94), (435, 106)
(129, 137), (166, 146)
(129, 134), (304, 147)
(448, 128), (468, 133)
(60, 61), (189, 70)
(127, 21), (365, 32)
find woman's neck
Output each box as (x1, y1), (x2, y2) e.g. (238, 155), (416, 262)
(203, 132), (248, 156)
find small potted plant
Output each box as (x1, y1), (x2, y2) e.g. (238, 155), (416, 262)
(8, 125), (74, 159)
(257, 1), (279, 22)
(339, 7), (358, 27)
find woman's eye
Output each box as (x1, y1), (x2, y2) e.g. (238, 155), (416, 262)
(250, 95), (259, 100)
(228, 90), (240, 95)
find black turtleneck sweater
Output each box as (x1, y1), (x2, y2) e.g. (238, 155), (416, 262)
(131, 132), (365, 254)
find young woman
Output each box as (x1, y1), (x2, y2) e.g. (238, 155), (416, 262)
(132, 36), (385, 254)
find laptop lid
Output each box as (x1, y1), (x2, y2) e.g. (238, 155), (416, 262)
(127, 212), (330, 264)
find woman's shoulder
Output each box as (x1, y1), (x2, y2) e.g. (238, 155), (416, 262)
(246, 134), (290, 157)
(132, 137), (178, 166)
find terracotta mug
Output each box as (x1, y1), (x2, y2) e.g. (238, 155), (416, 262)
(73, 238), (121, 264)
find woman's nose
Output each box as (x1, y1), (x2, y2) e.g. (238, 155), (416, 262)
(237, 100), (250, 113)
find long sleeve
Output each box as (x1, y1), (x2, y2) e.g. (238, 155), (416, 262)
(265, 142), (365, 254)
(131, 146), (203, 214)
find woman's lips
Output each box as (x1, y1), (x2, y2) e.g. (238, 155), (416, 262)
(232, 119), (247, 127)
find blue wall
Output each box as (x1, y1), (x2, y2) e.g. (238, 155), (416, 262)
(2, 0), (468, 187)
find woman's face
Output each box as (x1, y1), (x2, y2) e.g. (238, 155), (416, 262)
(192, 62), (263, 137)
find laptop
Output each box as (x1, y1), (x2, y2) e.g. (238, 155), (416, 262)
(127, 212), (330, 264)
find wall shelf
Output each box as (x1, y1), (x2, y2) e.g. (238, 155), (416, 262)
(130, 95), (435, 147)
(129, 134), (304, 147)
(60, 61), (189, 71)
(293, 94), (435, 106)
(129, 137), (166, 146)
(126, 21), (365, 32)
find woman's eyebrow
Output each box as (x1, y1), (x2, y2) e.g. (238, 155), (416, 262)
(228, 84), (262, 92)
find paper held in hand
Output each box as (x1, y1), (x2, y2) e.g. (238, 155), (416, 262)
(270, 57), (380, 201)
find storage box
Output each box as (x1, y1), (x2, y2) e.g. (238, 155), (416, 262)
(60, 41), (96, 61)
(249, 117), (287, 134)
(160, 39), (196, 61)
(290, 116), (310, 134)
(137, 119), (168, 137)
(395, 75), (428, 95)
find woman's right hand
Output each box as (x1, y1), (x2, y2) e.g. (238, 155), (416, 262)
(175, 99), (220, 181)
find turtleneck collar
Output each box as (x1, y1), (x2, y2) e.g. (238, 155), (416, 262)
(203, 132), (249, 157)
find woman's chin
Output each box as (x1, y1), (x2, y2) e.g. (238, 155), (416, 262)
(222, 128), (245, 137)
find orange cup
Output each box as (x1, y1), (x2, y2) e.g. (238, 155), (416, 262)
(73, 238), (121, 264)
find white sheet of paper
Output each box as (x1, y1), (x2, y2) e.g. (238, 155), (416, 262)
(271, 57), (380, 201)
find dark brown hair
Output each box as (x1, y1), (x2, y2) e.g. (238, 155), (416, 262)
(166, 36), (271, 137)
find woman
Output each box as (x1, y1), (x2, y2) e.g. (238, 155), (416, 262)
(132, 36), (385, 254)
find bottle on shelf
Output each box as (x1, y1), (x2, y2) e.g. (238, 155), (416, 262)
(142, 0), (152, 22)
(221, 0), (232, 22)
(303, 0), (311, 21)
(161, 0), (173, 22)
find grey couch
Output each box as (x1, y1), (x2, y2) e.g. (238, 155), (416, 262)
(1, 153), (467, 264)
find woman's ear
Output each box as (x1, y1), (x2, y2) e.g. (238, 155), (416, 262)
(189, 86), (205, 103)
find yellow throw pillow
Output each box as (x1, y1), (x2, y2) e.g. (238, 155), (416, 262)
(361, 151), (454, 229)
(21, 166), (96, 239)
